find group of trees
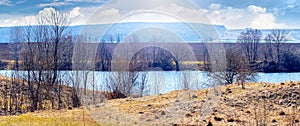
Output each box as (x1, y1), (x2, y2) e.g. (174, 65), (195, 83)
(0, 60), (6, 70)
(129, 46), (179, 71)
(0, 8), (80, 115)
(217, 28), (300, 88)
(263, 30), (300, 72)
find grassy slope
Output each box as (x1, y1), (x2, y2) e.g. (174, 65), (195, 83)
(0, 81), (299, 125)
(0, 108), (99, 126)
(88, 81), (300, 125)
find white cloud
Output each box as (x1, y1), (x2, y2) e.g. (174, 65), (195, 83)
(209, 3), (221, 10)
(37, 0), (105, 8)
(69, 3), (288, 29)
(0, 0), (12, 6)
(69, 7), (81, 18)
(0, 1), (288, 29)
(84, 8), (121, 24)
(0, 14), (22, 26)
(287, 0), (296, 8)
(120, 12), (181, 23)
(0, 7), (70, 27)
(251, 13), (287, 29)
(37, 1), (70, 7)
(0, 6), (107, 26)
(205, 4), (287, 29)
(65, 2), (203, 25)
(248, 5), (267, 13)
(38, 7), (56, 15)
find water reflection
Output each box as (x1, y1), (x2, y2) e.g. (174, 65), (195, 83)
(0, 70), (299, 94)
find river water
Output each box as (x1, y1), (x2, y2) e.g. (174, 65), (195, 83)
(0, 70), (299, 94)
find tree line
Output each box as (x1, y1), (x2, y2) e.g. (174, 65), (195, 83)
(0, 8), (80, 116)
(213, 28), (300, 89)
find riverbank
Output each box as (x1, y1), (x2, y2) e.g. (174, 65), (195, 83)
(0, 80), (299, 125)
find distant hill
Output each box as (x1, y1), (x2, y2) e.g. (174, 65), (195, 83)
(2, 22), (222, 43)
(1, 22), (300, 43)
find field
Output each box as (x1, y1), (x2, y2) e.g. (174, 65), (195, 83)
(1, 81), (299, 125)
(0, 108), (99, 126)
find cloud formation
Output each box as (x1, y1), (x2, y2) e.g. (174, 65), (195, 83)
(248, 5), (267, 13)
(70, 1), (287, 29)
(0, 0), (12, 6)
(0, 1), (290, 29)
(0, 7), (73, 26)
(37, 1), (70, 7)
(204, 4), (287, 29)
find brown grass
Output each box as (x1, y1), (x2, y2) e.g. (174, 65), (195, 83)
(0, 108), (100, 126)
(1, 80), (299, 125)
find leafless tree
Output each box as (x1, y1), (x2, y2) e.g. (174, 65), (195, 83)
(107, 71), (138, 97)
(42, 9), (70, 109)
(176, 71), (193, 90)
(73, 35), (97, 96)
(265, 29), (289, 67)
(209, 46), (254, 89)
(264, 34), (274, 62)
(238, 29), (262, 64)
(14, 8), (73, 111)
(202, 43), (210, 71)
(95, 42), (112, 71)
(224, 48), (243, 84)
(137, 72), (148, 97)
(271, 29), (289, 64)
(0, 81), (9, 115)
(263, 29), (290, 72)
(8, 26), (26, 114)
(21, 23), (50, 111)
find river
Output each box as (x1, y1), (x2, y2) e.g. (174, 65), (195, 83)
(0, 70), (299, 94)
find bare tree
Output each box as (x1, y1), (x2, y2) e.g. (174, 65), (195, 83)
(202, 43), (210, 71)
(210, 46), (254, 89)
(107, 71), (138, 97)
(176, 71), (192, 90)
(14, 8), (72, 111)
(263, 29), (290, 72)
(224, 48), (243, 84)
(264, 34), (274, 62)
(73, 35), (96, 96)
(266, 29), (289, 69)
(21, 22), (50, 111)
(95, 42), (112, 71)
(41, 9), (70, 109)
(137, 72), (148, 97)
(0, 81), (9, 115)
(0, 59), (6, 70)
(238, 29), (262, 64)
(8, 26), (25, 114)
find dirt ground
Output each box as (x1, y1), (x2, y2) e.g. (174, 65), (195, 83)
(85, 82), (300, 126)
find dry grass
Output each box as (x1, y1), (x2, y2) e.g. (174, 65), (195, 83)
(1, 81), (299, 125)
(94, 81), (300, 125)
(108, 90), (179, 114)
(0, 108), (100, 126)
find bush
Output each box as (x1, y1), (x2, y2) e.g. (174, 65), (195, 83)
(0, 61), (7, 70)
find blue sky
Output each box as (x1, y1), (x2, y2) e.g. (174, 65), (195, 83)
(0, 0), (299, 29)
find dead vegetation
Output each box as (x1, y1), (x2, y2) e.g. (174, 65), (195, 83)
(0, 79), (299, 126)
(0, 75), (80, 115)
(84, 81), (300, 125)
(0, 108), (99, 126)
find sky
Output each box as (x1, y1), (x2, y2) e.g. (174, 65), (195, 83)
(0, 0), (299, 29)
